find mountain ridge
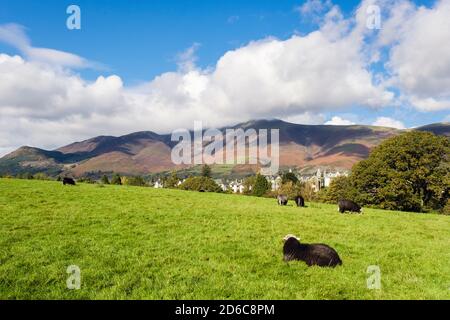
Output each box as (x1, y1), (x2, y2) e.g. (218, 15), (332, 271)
(1, 120), (448, 177)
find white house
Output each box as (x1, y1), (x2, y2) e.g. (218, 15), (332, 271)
(229, 180), (245, 193)
(154, 180), (163, 188)
(266, 175), (282, 191)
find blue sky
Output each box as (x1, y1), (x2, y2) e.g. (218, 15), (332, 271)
(0, 0), (434, 80)
(0, 0), (449, 154)
(0, 0), (359, 82)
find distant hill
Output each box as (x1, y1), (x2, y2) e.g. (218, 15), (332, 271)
(1, 120), (448, 177)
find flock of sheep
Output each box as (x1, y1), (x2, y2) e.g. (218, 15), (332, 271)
(62, 177), (363, 268)
(277, 194), (363, 268)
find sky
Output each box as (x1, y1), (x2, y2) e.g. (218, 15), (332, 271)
(0, 0), (449, 156)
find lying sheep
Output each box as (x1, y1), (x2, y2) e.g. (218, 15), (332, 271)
(282, 234), (342, 267)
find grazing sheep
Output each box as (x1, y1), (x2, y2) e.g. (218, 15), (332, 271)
(338, 199), (362, 214)
(282, 234), (342, 267)
(295, 195), (305, 207)
(277, 195), (288, 206)
(63, 177), (76, 186)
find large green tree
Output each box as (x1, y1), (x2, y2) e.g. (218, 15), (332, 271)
(252, 173), (271, 197)
(350, 131), (449, 212)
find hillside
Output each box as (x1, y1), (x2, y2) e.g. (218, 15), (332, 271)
(0, 178), (449, 299)
(1, 120), (449, 177)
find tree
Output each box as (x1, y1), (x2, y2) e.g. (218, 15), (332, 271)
(165, 171), (180, 188)
(278, 181), (303, 200)
(350, 131), (449, 212)
(33, 173), (49, 180)
(253, 173), (271, 197)
(281, 171), (298, 185)
(201, 164), (212, 178)
(243, 176), (256, 195)
(111, 173), (122, 185)
(318, 175), (357, 204)
(178, 176), (222, 192)
(101, 175), (110, 184)
(123, 176), (147, 187)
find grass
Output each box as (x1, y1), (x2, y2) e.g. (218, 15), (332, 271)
(0, 178), (449, 300)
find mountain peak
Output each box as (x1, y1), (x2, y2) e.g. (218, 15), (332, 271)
(1, 120), (448, 177)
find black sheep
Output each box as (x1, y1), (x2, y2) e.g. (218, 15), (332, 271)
(295, 195), (305, 207)
(282, 234), (342, 267)
(63, 177), (76, 186)
(338, 199), (362, 213)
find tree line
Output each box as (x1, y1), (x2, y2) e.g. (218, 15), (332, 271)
(3, 131), (448, 214)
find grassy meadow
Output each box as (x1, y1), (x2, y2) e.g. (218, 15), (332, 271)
(0, 178), (449, 300)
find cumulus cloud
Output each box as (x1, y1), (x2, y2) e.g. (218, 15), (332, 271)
(0, 8), (395, 155)
(372, 117), (405, 129)
(325, 116), (356, 125)
(380, 0), (450, 111)
(1, 0), (449, 156)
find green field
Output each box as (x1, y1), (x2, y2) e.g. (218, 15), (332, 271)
(0, 178), (449, 300)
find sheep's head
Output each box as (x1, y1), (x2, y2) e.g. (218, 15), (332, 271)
(283, 234), (300, 242)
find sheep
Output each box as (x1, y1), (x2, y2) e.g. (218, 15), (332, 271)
(277, 194), (288, 206)
(282, 234), (342, 267)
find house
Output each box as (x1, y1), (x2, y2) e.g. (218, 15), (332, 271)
(215, 179), (228, 191)
(154, 180), (163, 188)
(267, 175), (282, 191)
(303, 168), (349, 192)
(323, 170), (348, 188)
(229, 180), (245, 193)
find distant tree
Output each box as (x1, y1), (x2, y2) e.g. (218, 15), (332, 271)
(178, 176), (221, 192)
(124, 176), (147, 187)
(33, 173), (49, 181)
(19, 172), (34, 180)
(281, 171), (298, 185)
(350, 131), (449, 212)
(110, 173), (122, 185)
(243, 176), (256, 195)
(101, 175), (110, 185)
(165, 171), (180, 188)
(253, 173), (271, 197)
(300, 181), (317, 202)
(201, 164), (212, 178)
(278, 181), (303, 200)
(318, 176), (357, 204)
(78, 176), (96, 184)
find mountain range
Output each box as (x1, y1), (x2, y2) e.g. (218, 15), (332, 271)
(1, 120), (449, 178)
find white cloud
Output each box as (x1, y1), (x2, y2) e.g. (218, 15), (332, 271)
(282, 112), (325, 125)
(0, 23), (100, 69)
(381, 0), (450, 111)
(176, 43), (201, 72)
(325, 116), (355, 126)
(372, 117), (405, 129)
(296, 0), (333, 19)
(0, 9), (396, 156)
(3, 0), (450, 156)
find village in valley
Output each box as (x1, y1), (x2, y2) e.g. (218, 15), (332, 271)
(152, 167), (349, 194)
